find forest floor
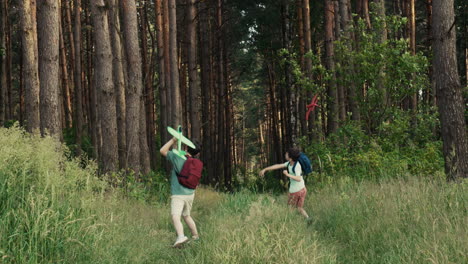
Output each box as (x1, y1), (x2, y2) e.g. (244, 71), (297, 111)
(88, 177), (467, 264)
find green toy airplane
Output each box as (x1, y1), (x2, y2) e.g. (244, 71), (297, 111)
(167, 126), (196, 160)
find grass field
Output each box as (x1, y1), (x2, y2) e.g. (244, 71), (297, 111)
(90, 178), (467, 264)
(1, 127), (467, 263)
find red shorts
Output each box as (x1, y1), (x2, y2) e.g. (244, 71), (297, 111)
(287, 187), (307, 208)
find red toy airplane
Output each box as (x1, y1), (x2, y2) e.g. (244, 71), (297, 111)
(306, 95), (319, 121)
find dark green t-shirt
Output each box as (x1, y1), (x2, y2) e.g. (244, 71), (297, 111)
(167, 151), (195, 195)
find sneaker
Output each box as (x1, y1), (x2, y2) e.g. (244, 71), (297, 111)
(192, 236), (200, 242)
(173, 236), (189, 248)
(306, 217), (313, 225)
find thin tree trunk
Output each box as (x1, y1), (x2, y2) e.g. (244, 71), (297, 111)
(63, 0), (75, 82)
(374, 0), (388, 107)
(187, 0), (201, 140)
(408, 0), (417, 112)
(59, 25), (72, 128)
(199, 0), (213, 182)
(432, 0), (468, 180)
(163, 0), (172, 127)
(155, 0), (168, 164)
(139, 2), (153, 172)
(325, 0), (338, 134)
(85, 2), (99, 158)
(19, 0), (40, 132)
(297, 0), (307, 136)
(5, 0), (11, 120)
(335, 0), (346, 122)
(282, 0), (296, 146)
(74, 0), (84, 155)
(340, 0), (360, 121)
(91, 0), (118, 173)
(38, 0), (62, 138)
(0, 0), (6, 126)
(109, 0), (126, 168)
(169, 0), (182, 127)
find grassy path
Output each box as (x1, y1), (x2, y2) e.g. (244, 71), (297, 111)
(88, 178), (467, 264)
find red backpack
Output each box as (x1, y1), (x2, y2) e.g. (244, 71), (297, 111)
(177, 156), (203, 189)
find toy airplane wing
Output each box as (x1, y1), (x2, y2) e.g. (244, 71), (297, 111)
(167, 126), (196, 149)
(167, 126), (196, 160)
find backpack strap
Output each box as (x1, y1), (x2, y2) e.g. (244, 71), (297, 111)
(292, 161), (297, 174)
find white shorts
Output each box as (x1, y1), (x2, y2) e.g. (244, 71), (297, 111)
(171, 194), (195, 216)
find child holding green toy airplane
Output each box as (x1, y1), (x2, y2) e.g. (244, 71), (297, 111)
(160, 136), (202, 248)
(260, 147), (311, 220)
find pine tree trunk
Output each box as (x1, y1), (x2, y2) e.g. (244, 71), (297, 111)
(19, 0), (40, 132)
(374, 0), (388, 107)
(121, 0), (143, 174)
(297, 0), (307, 136)
(169, 0), (182, 127)
(340, 0), (360, 121)
(109, 0), (126, 169)
(432, 0), (468, 180)
(85, 3), (99, 158)
(325, 0), (338, 134)
(38, 0), (62, 139)
(334, 0), (346, 122)
(73, 0), (84, 156)
(199, 0), (213, 183)
(59, 25), (73, 129)
(163, 0), (172, 127)
(282, 0), (296, 146)
(155, 0), (168, 159)
(187, 0), (201, 140)
(139, 2), (153, 172)
(0, 0), (5, 125)
(5, 1), (11, 121)
(91, 0), (118, 173)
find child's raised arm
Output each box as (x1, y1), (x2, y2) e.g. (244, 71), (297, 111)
(259, 163), (287, 177)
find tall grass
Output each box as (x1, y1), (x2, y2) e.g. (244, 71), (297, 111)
(0, 126), (105, 263)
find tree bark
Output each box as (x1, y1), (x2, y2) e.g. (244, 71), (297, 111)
(199, 0), (213, 182)
(169, 0), (182, 127)
(432, 0), (468, 180)
(74, 0), (84, 156)
(325, 0), (338, 134)
(19, 0), (40, 132)
(187, 0), (201, 140)
(38, 0), (62, 138)
(121, 0), (143, 174)
(91, 0), (118, 173)
(0, 0), (6, 125)
(297, 0), (308, 136)
(59, 24), (73, 129)
(139, 2), (153, 173)
(109, 0), (126, 169)
(155, 0), (168, 163)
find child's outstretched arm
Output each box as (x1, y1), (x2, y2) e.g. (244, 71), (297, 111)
(259, 163), (287, 177)
(159, 137), (177, 157)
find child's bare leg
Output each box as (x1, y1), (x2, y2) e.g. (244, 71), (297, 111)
(172, 214), (185, 237)
(298, 207), (309, 218)
(183, 215), (199, 238)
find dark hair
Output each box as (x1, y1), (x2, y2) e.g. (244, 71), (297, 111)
(187, 139), (202, 156)
(287, 147), (301, 161)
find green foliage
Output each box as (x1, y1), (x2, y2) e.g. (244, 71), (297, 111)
(334, 13), (429, 131)
(302, 111), (444, 185)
